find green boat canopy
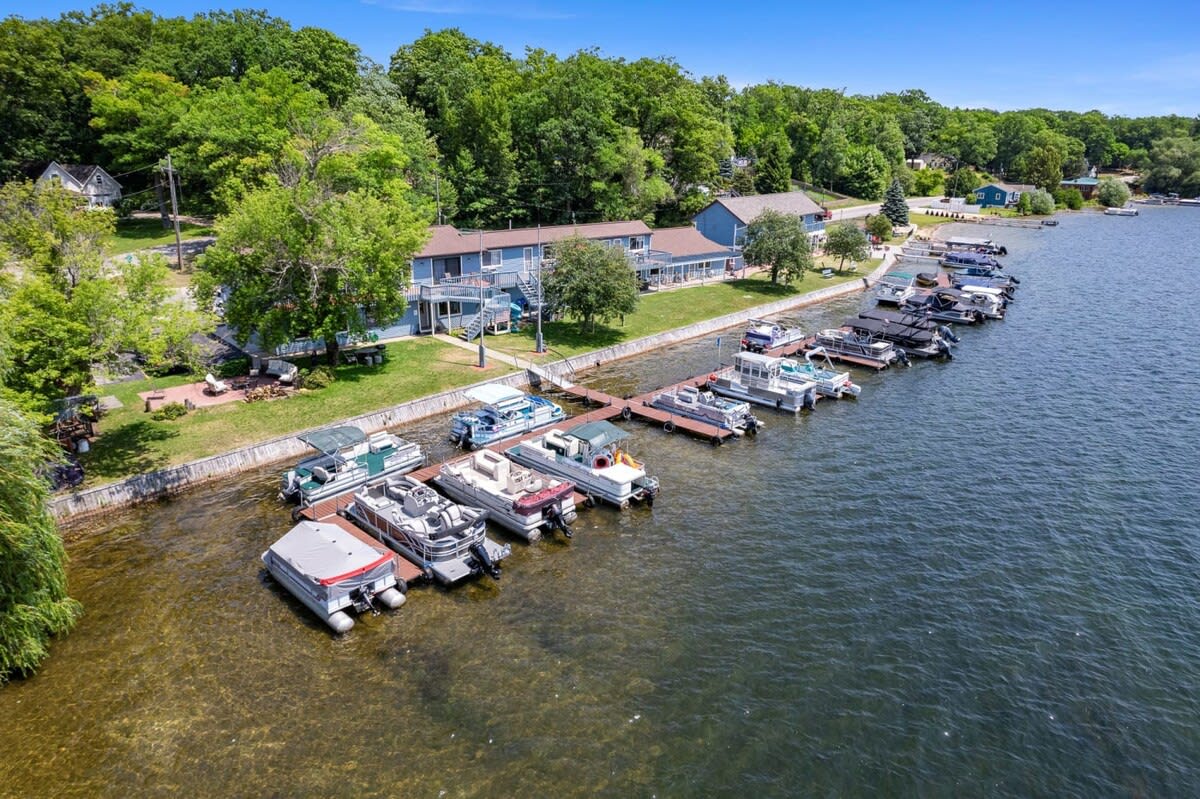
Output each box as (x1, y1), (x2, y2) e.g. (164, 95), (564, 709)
(299, 426), (366, 454)
(567, 420), (629, 449)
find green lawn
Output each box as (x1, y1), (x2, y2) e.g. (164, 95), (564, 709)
(107, 217), (214, 255)
(489, 267), (873, 362)
(905, 212), (956, 230)
(81, 338), (513, 484)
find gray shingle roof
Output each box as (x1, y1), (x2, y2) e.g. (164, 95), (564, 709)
(709, 191), (824, 224)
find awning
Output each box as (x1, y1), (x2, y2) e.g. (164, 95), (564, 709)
(464, 384), (525, 406)
(568, 420), (630, 449)
(299, 425), (366, 454)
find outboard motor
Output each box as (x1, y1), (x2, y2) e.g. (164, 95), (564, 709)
(936, 337), (954, 359)
(469, 542), (502, 579)
(895, 348), (911, 368)
(543, 503), (573, 539)
(938, 325), (960, 344)
(744, 415), (760, 435)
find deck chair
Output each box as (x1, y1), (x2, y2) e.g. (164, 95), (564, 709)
(205, 373), (229, 395)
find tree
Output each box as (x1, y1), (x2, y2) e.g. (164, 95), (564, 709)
(542, 236), (639, 332)
(742, 209), (813, 284)
(838, 144), (888, 200)
(1096, 177), (1131, 207)
(196, 116), (432, 365)
(754, 133), (792, 193)
(1027, 188), (1055, 215)
(881, 178), (909, 225)
(0, 398), (83, 682)
(1060, 188), (1084, 210)
(823, 223), (869, 270)
(1016, 192), (1032, 215)
(912, 168), (945, 196)
(945, 166), (982, 198)
(1143, 136), (1200, 196)
(865, 214), (893, 242)
(0, 183), (205, 413)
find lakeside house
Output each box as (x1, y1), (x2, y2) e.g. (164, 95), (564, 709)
(973, 182), (1035, 208)
(1060, 176), (1099, 199)
(36, 161), (123, 208)
(269, 221), (735, 354)
(692, 192), (827, 250)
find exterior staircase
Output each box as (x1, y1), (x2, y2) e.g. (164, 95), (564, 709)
(461, 295), (512, 342)
(516, 270), (544, 311)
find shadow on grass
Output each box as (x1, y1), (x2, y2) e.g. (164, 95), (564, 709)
(517, 320), (626, 352)
(727, 277), (803, 297)
(82, 419), (179, 481)
(114, 218), (211, 242)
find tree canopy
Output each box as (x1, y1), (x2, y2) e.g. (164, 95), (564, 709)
(823, 223), (869, 270)
(0, 397), (82, 683)
(542, 235), (640, 332)
(1096, 177), (1132, 208)
(195, 116), (431, 364)
(742, 209), (814, 284)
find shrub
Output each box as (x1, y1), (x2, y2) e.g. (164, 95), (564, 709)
(865, 214), (893, 241)
(151, 402), (188, 421)
(215, 356), (250, 379)
(1096, 177), (1131, 208)
(1061, 188), (1084, 210)
(1016, 193), (1032, 215)
(301, 365), (336, 390)
(912, 168), (945, 197)
(1028, 188), (1055, 215)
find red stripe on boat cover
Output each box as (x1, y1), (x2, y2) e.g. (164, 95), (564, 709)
(513, 481), (574, 515)
(318, 551), (393, 585)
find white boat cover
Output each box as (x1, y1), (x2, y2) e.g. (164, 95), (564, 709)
(464, 383), (525, 406)
(265, 521), (393, 601)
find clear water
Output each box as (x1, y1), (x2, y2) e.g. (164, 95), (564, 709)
(3, 209), (1200, 797)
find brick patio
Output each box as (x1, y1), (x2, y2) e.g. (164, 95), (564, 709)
(138, 375), (289, 412)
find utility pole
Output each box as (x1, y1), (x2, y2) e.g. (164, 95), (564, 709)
(477, 229), (486, 368)
(164, 153), (184, 271)
(535, 223), (545, 353)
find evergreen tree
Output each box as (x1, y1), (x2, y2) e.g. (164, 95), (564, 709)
(0, 399), (82, 682)
(881, 178), (909, 225)
(754, 133), (793, 194)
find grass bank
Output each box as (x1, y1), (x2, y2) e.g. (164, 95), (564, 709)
(108, 218), (214, 255)
(82, 338), (513, 485)
(489, 265), (873, 362)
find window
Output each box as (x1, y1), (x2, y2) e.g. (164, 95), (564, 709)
(483, 250), (503, 268)
(628, 236), (645, 251)
(95, 174), (103, 185)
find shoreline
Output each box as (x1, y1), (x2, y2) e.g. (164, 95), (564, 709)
(53, 252), (899, 526)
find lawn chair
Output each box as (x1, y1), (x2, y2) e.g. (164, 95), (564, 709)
(205, 373), (229, 395)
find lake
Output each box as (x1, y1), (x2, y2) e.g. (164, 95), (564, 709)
(2, 208), (1199, 797)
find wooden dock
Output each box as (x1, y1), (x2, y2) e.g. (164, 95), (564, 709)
(792, 335), (893, 370)
(557, 375), (736, 444)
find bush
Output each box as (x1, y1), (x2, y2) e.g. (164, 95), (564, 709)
(1016, 193), (1032, 215)
(1061, 188), (1084, 210)
(866, 214), (893, 241)
(215, 356), (250, 379)
(912, 168), (945, 197)
(151, 402), (188, 421)
(300, 365), (336, 390)
(1096, 177), (1131, 208)
(1028, 188), (1055, 215)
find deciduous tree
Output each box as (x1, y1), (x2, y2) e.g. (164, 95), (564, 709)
(542, 236), (639, 332)
(743, 209), (813, 284)
(823, 223), (869, 270)
(0, 397), (82, 682)
(865, 214), (893, 242)
(1096, 177), (1131, 207)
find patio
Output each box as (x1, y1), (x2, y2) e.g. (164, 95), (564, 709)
(138, 375), (291, 412)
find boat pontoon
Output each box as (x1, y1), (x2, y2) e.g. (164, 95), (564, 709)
(449, 384), (565, 449)
(346, 477), (510, 585)
(649, 384), (763, 436)
(871, 273), (919, 305)
(779, 348), (862, 398)
(434, 450), (577, 542)
(740, 318), (806, 353)
(505, 421), (660, 509)
(262, 520), (406, 633)
(707, 351), (820, 413)
(940, 251), (1002, 269)
(941, 236), (1007, 255)
(1104, 205), (1138, 216)
(808, 329), (904, 369)
(846, 313), (955, 359)
(901, 291), (983, 324)
(280, 426), (424, 506)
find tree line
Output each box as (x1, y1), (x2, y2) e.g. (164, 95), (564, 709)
(3, 5), (1200, 232)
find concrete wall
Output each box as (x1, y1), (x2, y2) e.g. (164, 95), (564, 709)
(53, 370), (531, 524)
(55, 252), (897, 523)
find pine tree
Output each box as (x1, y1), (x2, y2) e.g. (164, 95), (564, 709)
(881, 178), (909, 226)
(754, 133), (793, 194)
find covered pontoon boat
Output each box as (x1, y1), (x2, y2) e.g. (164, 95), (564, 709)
(448, 384), (565, 449)
(280, 426), (424, 506)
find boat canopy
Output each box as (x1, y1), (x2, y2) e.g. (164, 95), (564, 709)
(267, 521), (392, 589)
(944, 236), (993, 247)
(299, 425), (366, 454)
(567, 420), (630, 449)
(464, 384), (525, 406)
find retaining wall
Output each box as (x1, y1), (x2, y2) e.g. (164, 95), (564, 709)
(53, 370), (530, 523)
(55, 252), (896, 523)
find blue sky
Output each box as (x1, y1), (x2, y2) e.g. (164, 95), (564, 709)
(10, 0), (1200, 116)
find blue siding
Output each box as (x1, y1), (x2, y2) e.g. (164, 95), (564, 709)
(974, 184), (1011, 208)
(693, 204), (741, 246)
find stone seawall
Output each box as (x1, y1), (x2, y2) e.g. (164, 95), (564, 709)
(55, 251), (896, 523)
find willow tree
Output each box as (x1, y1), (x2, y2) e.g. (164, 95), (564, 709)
(0, 399), (82, 682)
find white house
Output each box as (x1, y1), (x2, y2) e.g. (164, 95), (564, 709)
(37, 161), (123, 208)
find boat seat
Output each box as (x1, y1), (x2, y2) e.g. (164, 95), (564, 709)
(311, 466), (331, 484)
(368, 433), (392, 453)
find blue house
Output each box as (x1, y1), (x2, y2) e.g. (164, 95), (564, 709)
(692, 192), (827, 248)
(408, 221), (668, 335)
(973, 182), (1035, 208)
